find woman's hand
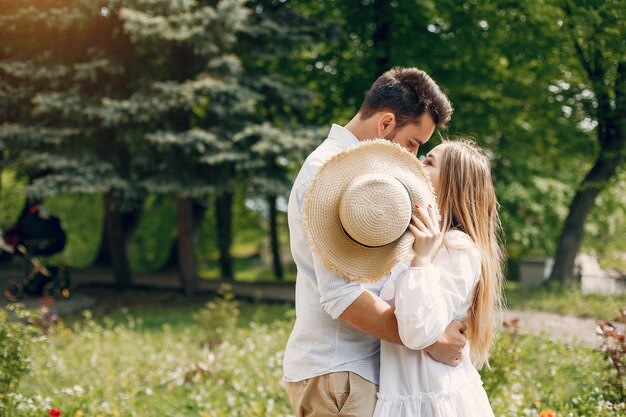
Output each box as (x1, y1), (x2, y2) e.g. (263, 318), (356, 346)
(408, 204), (440, 267)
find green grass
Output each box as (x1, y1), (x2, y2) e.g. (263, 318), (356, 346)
(504, 281), (625, 320)
(5, 293), (624, 417)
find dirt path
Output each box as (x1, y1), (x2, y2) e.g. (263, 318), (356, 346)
(501, 309), (613, 348)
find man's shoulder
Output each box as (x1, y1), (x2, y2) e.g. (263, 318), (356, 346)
(305, 137), (348, 169)
(293, 135), (353, 201)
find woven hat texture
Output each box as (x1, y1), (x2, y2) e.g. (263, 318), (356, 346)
(303, 139), (438, 282)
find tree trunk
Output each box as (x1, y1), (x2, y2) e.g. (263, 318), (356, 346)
(176, 197), (207, 294)
(549, 170), (608, 282)
(549, 131), (625, 282)
(267, 193), (284, 281)
(549, 40), (626, 282)
(177, 197), (198, 294)
(216, 190), (234, 281)
(103, 192), (139, 289)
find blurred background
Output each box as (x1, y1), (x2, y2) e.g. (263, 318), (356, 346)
(2, 0), (625, 293)
(0, 1), (625, 416)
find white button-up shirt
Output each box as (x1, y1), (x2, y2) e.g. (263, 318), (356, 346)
(283, 124), (386, 384)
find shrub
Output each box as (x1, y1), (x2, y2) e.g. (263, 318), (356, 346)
(0, 304), (40, 416)
(485, 330), (623, 416)
(192, 284), (240, 347)
(596, 307), (626, 407)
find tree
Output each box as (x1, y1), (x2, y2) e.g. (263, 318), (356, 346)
(290, 0), (626, 279)
(235, 124), (317, 279)
(102, 0), (254, 290)
(234, 0), (323, 279)
(548, 0), (626, 282)
(0, 0), (146, 289)
(0, 0), (258, 291)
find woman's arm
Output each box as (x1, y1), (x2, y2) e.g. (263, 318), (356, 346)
(394, 245), (480, 350)
(394, 205), (480, 351)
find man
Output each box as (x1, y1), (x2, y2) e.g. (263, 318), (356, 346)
(283, 67), (464, 416)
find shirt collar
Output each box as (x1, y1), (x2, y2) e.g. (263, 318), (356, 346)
(328, 124), (359, 148)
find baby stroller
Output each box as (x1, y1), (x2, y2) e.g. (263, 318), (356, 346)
(2, 203), (71, 302)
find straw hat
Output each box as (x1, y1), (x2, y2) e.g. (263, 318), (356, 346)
(303, 139), (439, 282)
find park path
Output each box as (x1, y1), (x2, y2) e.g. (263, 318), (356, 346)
(1, 266), (620, 348)
(500, 309), (607, 348)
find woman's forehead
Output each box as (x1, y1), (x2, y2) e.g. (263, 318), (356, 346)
(428, 143), (449, 157)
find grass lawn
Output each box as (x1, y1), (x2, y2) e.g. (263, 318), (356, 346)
(3, 288), (624, 417)
(504, 281), (625, 320)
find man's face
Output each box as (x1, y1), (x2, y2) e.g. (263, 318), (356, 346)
(387, 113), (436, 155)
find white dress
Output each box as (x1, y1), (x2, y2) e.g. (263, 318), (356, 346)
(373, 231), (495, 417)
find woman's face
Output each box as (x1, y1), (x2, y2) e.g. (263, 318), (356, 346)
(423, 143), (448, 194)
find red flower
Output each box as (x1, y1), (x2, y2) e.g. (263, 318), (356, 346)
(49, 408), (61, 417)
(539, 411), (556, 417)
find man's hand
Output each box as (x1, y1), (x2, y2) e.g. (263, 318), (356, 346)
(424, 320), (467, 366)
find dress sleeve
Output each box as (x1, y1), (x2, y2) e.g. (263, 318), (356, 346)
(393, 242), (481, 350)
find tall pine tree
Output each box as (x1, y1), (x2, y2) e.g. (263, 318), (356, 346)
(0, 0), (146, 288)
(101, 0), (254, 290)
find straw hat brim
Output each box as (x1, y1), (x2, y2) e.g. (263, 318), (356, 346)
(303, 138), (439, 282)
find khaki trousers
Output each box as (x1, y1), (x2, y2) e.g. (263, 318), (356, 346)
(284, 371), (377, 417)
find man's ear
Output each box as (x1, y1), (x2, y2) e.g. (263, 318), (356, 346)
(377, 112), (396, 138)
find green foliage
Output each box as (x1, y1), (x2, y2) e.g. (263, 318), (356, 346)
(14, 301), (294, 417)
(0, 304), (40, 417)
(485, 332), (621, 416)
(5, 300), (624, 416)
(0, 169), (25, 229)
(289, 0), (626, 267)
(45, 193), (103, 268)
(192, 284), (239, 345)
(583, 168), (626, 274)
(596, 309), (626, 405)
(1, 0), (625, 278)
(499, 176), (573, 259)
(196, 186), (270, 269)
(128, 195), (176, 273)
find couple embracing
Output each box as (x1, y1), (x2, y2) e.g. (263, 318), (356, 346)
(282, 67), (504, 417)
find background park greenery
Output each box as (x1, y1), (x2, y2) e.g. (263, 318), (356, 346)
(1, 0), (625, 288)
(1, 0), (625, 416)
(1, 291), (624, 417)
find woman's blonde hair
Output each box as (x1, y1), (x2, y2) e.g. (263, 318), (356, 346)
(436, 139), (505, 369)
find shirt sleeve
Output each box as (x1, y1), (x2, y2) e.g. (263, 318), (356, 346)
(294, 159), (366, 321)
(312, 251), (366, 320)
(393, 244), (481, 350)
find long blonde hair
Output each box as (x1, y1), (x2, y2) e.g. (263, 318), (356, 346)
(436, 139), (505, 368)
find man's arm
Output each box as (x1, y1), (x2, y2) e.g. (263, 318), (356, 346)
(339, 290), (401, 344)
(339, 291), (467, 366)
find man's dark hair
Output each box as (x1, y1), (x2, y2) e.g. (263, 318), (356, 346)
(358, 67), (453, 128)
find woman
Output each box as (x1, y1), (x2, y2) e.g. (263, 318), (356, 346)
(373, 139), (505, 417)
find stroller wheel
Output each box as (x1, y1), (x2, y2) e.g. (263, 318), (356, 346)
(42, 282), (58, 299)
(3, 280), (24, 302)
(42, 283), (71, 299)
